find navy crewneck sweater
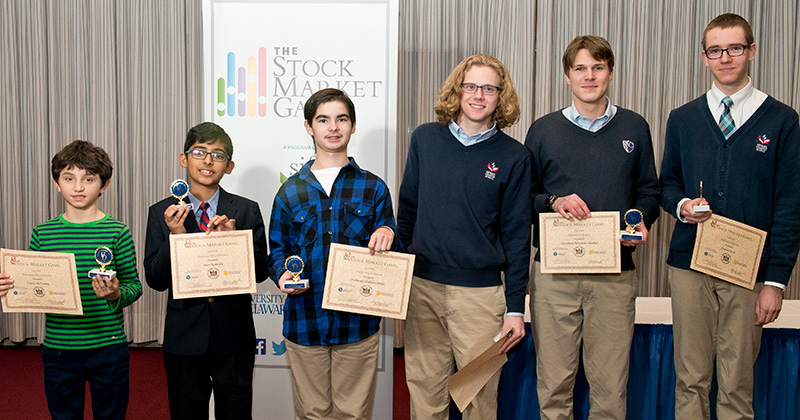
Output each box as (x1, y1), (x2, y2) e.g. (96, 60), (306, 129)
(397, 122), (531, 313)
(525, 108), (661, 270)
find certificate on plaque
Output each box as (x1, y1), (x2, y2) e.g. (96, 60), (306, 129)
(169, 230), (256, 299)
(322, 243), (415, 319)
(690, 215), (766, 290)
(171, 179), (193, 210)
(0, 249), (83, 315)
(539, 211), (621, 274)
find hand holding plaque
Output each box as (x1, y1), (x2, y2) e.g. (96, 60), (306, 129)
(171, 179), (194, 210)
(88, 246), (116, 281)
(283, 255), (309, 289)
(620, 209), (644, 241)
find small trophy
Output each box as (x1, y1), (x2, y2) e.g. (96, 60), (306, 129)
(620, 209), (644, 241)
(693, 180), (710, 212)
(88, 246), (116, 280)
(283, 255), (309, 289)
(171, 179), (193, 210)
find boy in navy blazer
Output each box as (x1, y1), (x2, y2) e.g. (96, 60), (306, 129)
(144, 122), (269, 420)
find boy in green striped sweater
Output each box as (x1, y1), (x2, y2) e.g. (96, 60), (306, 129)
(0, 140), (142, 419)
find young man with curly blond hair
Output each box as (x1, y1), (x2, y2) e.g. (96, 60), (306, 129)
(397, 54), (531, 419)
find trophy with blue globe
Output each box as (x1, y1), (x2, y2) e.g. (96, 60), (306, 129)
(88, 246), (116, 280)
(283, 255), (309, 289)
(620, 209), (644, 241)
(171, 179), (193, 210)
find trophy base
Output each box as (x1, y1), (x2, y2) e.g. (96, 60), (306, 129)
(183, 203), (194, 210)
(88, 269), (116, 281)
(284, 279), (309, 290)
(693, 205), (710, 212)
(620, 230), (644, 241)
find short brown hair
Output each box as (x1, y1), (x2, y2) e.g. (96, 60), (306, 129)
(304, 88), (356, 125)
(51, 140), (113, 184)
(434, 54), (520, 129)
(562, 35), (615, 75)
(703, 13), (754, 50)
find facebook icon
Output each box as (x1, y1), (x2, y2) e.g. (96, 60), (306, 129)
(255, 338), (267, 355)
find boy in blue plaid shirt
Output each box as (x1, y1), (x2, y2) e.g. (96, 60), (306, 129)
(268, 88), (396, 419)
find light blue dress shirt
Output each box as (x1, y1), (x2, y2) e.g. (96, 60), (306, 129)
(448, 120), (498, 146)
(187, 188), (221, 227)
(561, 97), (617, 132)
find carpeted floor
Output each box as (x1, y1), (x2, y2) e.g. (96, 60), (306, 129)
(0, 345), (168, 419)
(0, 345), (411, 419)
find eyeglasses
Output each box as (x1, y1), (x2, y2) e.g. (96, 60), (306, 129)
(461, 83), (501, 96)
(704, 44), (749, 60)
(185, 149), (230, 162)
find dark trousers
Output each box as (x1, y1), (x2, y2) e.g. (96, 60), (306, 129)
(42, 342), (130, 420)
(163, 350), (255, 420)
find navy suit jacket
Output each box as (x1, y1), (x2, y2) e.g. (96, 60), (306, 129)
(144, 187), (269, 356)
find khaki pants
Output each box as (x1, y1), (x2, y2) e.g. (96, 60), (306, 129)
(668, 266), (763, 420)
(404, 276), (506, 420)
(285, 332), (379, 420)
(531, 262), (638, 420)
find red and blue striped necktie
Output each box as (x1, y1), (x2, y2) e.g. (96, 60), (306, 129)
(198, 202), (210, 232)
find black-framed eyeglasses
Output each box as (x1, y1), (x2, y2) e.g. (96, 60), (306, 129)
(461, 83), (501, 95)
(185, 149), (230, 162)
(704, 44), (750, 60)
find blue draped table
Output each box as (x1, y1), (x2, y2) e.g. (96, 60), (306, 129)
(459, 323), (800, 419)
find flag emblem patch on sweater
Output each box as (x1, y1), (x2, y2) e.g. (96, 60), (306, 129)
(485, 162), (498, 180)
(756, 134), (770, 153)
(622, 139), (634, 153)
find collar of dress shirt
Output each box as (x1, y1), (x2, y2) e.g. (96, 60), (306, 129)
(188, 187), (221, 220)
(448, 120), (498, 146)
(707, 76), (754, 113)
(561, 97), (617, 132)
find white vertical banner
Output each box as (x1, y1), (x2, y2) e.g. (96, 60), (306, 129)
(203, 0), (398, 418)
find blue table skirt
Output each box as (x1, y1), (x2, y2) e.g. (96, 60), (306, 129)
(451, 323), (800, 419)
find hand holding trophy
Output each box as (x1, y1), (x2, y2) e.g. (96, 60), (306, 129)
(283, 255), (309, 289)
(693, 180), (710, 212)
(620, 209), (644, 241)
(88, 246), (116, 281)
(171, 179), (194, 210)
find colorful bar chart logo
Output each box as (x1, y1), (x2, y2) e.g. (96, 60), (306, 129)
(217, 47), (267, 117)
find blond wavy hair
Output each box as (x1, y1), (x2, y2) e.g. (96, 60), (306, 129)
(434, 54), (520, 129)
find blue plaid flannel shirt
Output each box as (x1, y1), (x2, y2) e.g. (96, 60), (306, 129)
(268, 158), (397, 345)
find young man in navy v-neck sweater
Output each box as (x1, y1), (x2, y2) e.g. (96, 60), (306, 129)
(660, 14), (800, 420)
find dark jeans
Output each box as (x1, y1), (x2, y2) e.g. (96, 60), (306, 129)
(42, 342), (130, 420)
(163, 350), (255, 420)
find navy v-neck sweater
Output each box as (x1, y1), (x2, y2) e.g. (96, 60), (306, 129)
(660, 95), (800, 285)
